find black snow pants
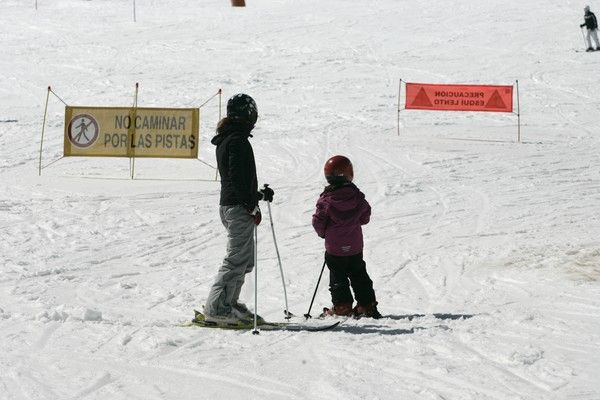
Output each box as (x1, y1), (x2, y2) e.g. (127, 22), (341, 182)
(325, 252), (376, 306)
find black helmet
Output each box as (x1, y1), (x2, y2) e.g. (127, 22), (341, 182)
(227, 93), (258, 125)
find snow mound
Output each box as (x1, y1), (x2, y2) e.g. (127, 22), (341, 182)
(83, 308), (103, 322)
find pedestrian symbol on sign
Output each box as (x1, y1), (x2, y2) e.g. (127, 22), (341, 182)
(68, 114), (99, 148)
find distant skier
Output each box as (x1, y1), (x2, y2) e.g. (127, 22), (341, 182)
(203, 93), (274, 324)
(312, 155), (381, 319)
(580, 5), (600, 51)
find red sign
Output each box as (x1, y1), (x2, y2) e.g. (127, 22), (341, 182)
(405, 83), (513, 113)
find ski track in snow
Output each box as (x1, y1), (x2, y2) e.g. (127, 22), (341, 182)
(1, 0), (600, 399)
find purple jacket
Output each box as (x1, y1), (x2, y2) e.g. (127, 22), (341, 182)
(312, 183), (371, 256)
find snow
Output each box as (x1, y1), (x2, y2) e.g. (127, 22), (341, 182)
(1, 0), (600, 399)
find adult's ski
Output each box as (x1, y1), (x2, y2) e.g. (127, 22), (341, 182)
(183, 310), (340, 332)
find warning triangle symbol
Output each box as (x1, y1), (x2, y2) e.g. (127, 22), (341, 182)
(485, 90), (506, 109)
(411, 88), (433, 107)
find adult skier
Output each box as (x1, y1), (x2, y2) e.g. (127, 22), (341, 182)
(203, 93), (274, 324)
(580, 5), (600, 51)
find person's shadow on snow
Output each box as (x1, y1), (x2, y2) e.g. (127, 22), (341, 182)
(385, 313), (476, 321)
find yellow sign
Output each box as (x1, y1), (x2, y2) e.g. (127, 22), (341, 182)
(64, 106), (200, 158)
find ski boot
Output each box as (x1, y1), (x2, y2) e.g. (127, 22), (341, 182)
(353, 301), (382, 319)
(232, 302), (265, 324)
(202, 310), (249, 325)
(320, 303), (353, 318)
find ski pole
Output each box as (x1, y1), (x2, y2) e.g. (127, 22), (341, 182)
(263, 184), (291, 319)
(304, 258), (326, 319)
(252, 225), (259, 335)
(581, 26), (588, 49)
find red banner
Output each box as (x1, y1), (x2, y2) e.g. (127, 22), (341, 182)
(405, 83), (513, 113)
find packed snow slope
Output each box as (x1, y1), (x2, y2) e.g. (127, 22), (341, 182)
(1, 0), (600, 399)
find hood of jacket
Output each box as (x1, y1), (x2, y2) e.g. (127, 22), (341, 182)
(211, 117), (253, 146)
(321, 183), (364, 213)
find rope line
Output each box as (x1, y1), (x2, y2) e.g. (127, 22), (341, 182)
(198, 90), (221, 109)
(196, 158), (217, 170)
(41, 156), (64, 170)
(49, 89), (69, 106)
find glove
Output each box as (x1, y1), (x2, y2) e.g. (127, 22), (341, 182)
(259, 185), (274, 202)
(254, 210), (262, 225)
(247, 205), (262, 225)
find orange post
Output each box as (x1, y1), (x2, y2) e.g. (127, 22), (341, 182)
(231, 0), (246, 6)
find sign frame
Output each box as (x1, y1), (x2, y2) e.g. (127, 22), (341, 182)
(63, 105), (200, 159)
(397, 79), (521, 142)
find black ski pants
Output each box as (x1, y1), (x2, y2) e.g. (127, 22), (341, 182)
(325, 252), (376, 306)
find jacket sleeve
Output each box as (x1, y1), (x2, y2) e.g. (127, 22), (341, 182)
(312, 197), (329, 238)
(359, 197), (371, 225)
(228, 138), (252, 209)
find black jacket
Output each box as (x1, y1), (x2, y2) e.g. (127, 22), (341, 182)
(212, 118), (260, 209)
(581, 11), (598, 29)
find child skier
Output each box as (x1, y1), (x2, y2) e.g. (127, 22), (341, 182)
(580, 5), (600, 51)
(312, 155), (381, 319)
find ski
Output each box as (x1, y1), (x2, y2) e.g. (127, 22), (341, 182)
(183, 310), (340, 332)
